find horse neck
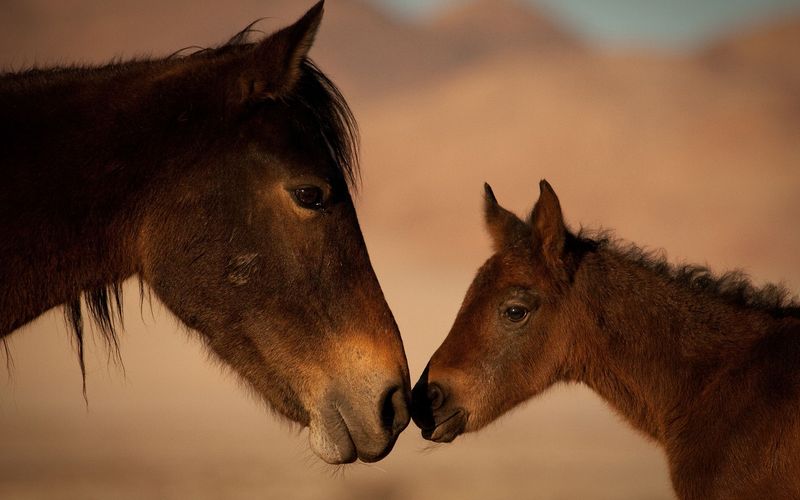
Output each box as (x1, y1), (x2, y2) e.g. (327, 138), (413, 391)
(562, 248), (781, 442)
(0, 58), (220, 336)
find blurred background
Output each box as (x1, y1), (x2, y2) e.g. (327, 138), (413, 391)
(1, 0), (799, 498)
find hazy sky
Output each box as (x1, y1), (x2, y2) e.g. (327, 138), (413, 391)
(371, 0), (800, 48)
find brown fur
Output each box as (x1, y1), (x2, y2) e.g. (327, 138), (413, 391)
(0, 2), (410, 465)
(412, 180), (800, 499)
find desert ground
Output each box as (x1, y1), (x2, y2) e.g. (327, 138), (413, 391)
(1, 1), (799, 498)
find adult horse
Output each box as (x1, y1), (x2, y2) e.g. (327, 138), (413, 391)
(412, 181), (800, 498)
(0, 2), (410, 464)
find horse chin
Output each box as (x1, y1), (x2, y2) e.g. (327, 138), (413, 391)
(306, 397), (403, 464)
(308, 412), (358, 465)
(423, 409), (467, 443)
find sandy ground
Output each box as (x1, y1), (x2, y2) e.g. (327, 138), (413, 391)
(2, 1), (799, 499)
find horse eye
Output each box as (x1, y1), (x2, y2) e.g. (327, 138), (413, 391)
(505, 306), (529, 323)
(293, 186), (324, 210)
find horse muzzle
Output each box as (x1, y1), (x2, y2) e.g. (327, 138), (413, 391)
(308, 383), (410, 464)
(411, 365), (468, 443)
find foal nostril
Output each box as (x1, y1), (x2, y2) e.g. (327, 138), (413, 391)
(427, 383), (445, 411)
(380, 385), (410, 436)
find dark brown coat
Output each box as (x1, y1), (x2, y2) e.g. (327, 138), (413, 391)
(0, 2), (410, 465)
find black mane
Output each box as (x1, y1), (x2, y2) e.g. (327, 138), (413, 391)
(213, 22), (361, 188)
(287, 58), (361, 189)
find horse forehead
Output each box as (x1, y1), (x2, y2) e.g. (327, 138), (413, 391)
(252, 118), (329, 165)
(474, 249), (533, 287)
(238, 138), (340, 189)
(462, 257), (507, 307)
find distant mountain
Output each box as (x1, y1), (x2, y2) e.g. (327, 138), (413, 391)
(318, 0), (583, 98)
(701, 17), (800, 89)
(429, 0), (580, 62)
(310, 0), (450, 99)
(313, 0), (585, 99)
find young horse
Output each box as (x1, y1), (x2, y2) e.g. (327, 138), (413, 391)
(0, 2), (411, 464)
(412, 181), (800, 498)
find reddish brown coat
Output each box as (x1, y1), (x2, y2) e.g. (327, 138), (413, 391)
(413, 180), (800, 499)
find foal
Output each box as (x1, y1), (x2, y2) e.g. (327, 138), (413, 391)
(412, 181), (800, 499)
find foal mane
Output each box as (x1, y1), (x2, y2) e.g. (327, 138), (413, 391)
(578, 229), (800, 319)
(29, 20), (361, 395)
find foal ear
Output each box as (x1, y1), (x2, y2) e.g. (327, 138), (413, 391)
(529, 180), (566, 267)
(239, 1), (324, 102)
(484, 183), (528, 253)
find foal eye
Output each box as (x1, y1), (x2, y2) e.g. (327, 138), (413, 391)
(292, 186), (324, 210)
(504, 306), (529, 323)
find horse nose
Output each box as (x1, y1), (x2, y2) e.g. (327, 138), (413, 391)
(411, 366), (449, 430)
(427, 383), (445, 410)
(380, 385), (410, 436)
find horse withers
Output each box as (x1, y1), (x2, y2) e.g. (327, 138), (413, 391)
(0, 2), (410, 464)
(412, 181), (800, 498)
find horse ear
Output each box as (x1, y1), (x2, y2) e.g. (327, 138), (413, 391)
(484, 183), (528, 253)
(239, 1), (324, 102)
(529, 179), (566, 267)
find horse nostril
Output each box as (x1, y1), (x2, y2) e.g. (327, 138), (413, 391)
(380, 385), (410, 436)
(427, 383), (445, 411)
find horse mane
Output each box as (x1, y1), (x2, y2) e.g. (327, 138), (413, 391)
(284, 58), (360, 188)
(212, 21), (361, 188)
(577, 229), (800, 319)
(17, 20), (360, 395)
(64, 283), (126, 400)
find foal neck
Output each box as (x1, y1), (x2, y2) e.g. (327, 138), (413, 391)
(564, 247), (783, 442)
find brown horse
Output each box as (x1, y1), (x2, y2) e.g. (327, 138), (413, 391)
(0, 2), (411, 464)
(412, 180), (800, 498)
